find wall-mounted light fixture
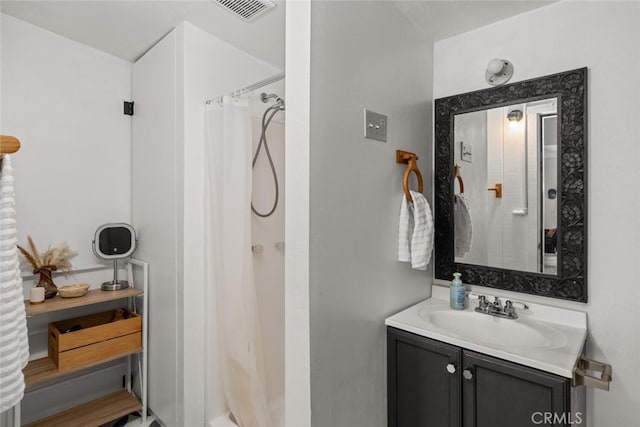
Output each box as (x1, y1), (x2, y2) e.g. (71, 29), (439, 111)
(507, 109), (523, 122)
(485, 58), (514, 86)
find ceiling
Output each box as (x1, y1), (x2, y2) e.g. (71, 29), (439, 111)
(1, 1), (553, 67)
(1, 0), (286, 66)
(393, 1), (555, 42)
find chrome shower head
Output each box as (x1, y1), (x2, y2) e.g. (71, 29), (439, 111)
(261, 93), (277, 103)
(261, 92), (285, 110)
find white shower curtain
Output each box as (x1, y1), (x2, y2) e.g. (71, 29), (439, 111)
(204, 96), (272, 427)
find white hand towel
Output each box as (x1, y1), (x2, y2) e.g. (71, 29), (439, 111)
(397, 191), (434, 270)
(0, 155), (29, 413)
(454, 193), (472, 257)
(397, 195), (412, 262)
(409, 191), (433, 270)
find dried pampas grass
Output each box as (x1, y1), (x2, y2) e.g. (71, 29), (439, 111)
(28, 236), (43, 267)
(17, 236), (77, 273)
(43, 241), (76, 273)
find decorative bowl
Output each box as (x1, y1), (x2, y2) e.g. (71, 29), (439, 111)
(58, 283), (90, 298)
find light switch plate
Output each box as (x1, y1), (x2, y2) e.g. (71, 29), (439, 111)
(364, 109), (387, 142)
(461, 141), (472, 162)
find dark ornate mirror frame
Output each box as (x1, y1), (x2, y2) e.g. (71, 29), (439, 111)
(434, 68), (587, 302)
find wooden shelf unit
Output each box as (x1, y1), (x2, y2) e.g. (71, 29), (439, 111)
(25, 288), (143, 316)
(23, 390), (141, 427)
(20, 262), (149, 427)
(24, 349), (142, 387)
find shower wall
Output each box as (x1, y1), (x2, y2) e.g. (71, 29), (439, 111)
(131, 21), (281, 426)
(249, 82), (285, 426)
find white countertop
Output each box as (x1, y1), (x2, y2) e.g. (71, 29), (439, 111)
(385, 286), (587, 378)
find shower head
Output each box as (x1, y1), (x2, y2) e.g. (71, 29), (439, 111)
(261, 92), (285, 110)
(261, 93), (277, 103)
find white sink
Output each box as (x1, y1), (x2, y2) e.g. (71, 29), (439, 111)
(423, 309), (566, 351)
(385, 286), (587, 378)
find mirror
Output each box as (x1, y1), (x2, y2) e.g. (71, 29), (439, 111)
(92, 223), (137, 290)
(453, 97), (557, 274)
(434, 68), (587, 302)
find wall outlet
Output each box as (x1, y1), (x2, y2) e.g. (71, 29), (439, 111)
(364, 109), (387, 142)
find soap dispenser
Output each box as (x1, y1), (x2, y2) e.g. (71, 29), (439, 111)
(450, 272), (465, 310)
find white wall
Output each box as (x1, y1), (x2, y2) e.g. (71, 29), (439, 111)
(434, 2), (640, 425)
(1, 13), (131, 269)
(131, 28), (179, 427)
(283, 1), (311, 425)
(250, 81), (285, 424)
(308, 2), (432, 426)
(132, 21), (280, 426)
(1, 14), (132, 424)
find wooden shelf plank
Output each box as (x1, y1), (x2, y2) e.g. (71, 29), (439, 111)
(25, 288), (143, 316)
(24, 389), (141, 427)
(24, 347), (142, 387)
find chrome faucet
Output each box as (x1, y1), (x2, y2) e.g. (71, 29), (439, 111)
(490, 296), (503, 313)
(469, 293), (529, 319)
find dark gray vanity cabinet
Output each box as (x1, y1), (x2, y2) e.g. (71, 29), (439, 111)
(388, 327), (572, 427)
(388, 327), (462, 427)
(462, 350), (571, 427)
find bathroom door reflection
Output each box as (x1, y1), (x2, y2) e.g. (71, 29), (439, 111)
(540, 114), (558, 275)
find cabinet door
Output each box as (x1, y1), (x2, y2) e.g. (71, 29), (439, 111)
(388, 327), (461, 427)
(462, 350), (571, 427)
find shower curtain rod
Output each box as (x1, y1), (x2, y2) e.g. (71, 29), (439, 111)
(205, 72), (285, 105)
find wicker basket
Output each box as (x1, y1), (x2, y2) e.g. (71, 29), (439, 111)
(58, 283), (90, 298)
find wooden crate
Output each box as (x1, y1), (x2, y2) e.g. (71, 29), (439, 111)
(48, 308), (141, 370)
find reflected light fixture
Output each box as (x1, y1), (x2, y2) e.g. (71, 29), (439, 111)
(485, 58), (514, 86)
(507, 109), (523, 122)
(507, 109), (523, 128)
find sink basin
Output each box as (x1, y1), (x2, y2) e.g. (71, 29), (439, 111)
(420, 308), (566, 351)
(386, 286), (587, 378)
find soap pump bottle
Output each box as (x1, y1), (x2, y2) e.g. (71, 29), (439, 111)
(450, 272), (465, 310)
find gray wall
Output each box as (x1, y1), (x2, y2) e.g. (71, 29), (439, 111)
(309, 2), (432, 426)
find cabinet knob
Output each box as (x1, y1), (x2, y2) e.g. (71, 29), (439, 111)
(463, 369), (473, 380)
(446, 363), (456, 374)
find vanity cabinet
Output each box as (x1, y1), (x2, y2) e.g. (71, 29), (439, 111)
(388, 327), (572, 427)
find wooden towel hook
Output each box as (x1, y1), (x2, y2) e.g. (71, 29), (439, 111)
(454, 162), (464, 194)
(0, 135), (20, 156)
(396, 150), (423, 202)
(0, 135), (20, 170)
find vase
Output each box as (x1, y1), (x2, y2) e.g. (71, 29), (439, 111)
(34, 265), (58, 299)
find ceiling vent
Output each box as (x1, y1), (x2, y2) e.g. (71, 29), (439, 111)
(213, 0), (276, 22)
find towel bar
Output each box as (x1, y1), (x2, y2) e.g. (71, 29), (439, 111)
(573, 356), (612, 390)
(396, 150), (423, 202)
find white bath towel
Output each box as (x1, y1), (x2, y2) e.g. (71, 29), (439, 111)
(397, 191), (434, 270)
(454, 193), (473, 257)
(0, 155), (29, 413)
